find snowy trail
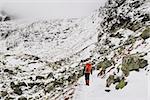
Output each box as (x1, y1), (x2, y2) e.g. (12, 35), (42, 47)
(73, 71), (148, 100)
(73, 71), (106, 100)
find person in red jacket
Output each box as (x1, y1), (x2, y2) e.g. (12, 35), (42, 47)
(83, 63), (92, 86)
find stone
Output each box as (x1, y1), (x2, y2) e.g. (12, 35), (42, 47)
(1, 91), (8, 97)
(13, 87), (22, 95)
(115, 79), (127, 90)
(4, 69), (14, 75)
(18, 97), (27, 100)
(105, 89), (111, 92)
(36, 76), (45, 80)
(140, 27), (150, 40)
(129, 1), (142, 8)
(4, 97), (14, 100)
(4, 16), (11, 21)
(44, 83), (55, 93)
(106, 75), (115, 87)
(124, 35), (136, 45)
(97, 58), (112, 70)
(28, 82), (44, 89)
(17, 82), (27, 87)
(122, 54), (148, 76)
(47, 72), (54, 79)
(10, 82), (16, 89)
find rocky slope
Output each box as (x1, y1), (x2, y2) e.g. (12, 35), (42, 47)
(0, 0), (150, 100)
(94, 0), (150, 91)
(0, 11), (100, 100)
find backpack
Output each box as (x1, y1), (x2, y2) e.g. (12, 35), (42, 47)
(85, 63), (92, 73)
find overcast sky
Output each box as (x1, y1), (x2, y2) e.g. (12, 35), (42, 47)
(0, 0), (106, 19)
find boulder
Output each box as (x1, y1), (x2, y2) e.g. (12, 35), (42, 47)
(13, 87), (22, 95)
(124, 35), (136, 45)
(106, 75), (115, 87)
(4, 69), (14, 75)
(44, 83), (55, 93)
(1, 91), (8, 97)
(47, 72), (54, 79)
(122, 55), (148, 76)
(115, 79), (127, 90)
(18, 97), (27, 100)
(140, 27), (150, 40)
(97, 58), (112, 70)
(17, 82), (27, 87)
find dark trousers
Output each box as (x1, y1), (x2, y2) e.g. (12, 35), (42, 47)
(85, 73), (90, 85)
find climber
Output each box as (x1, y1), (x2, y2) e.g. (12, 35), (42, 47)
(83, 63), (92, 86)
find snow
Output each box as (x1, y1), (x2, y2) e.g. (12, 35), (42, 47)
(73, 71), (148, 100)
(0, 17), (99, 62)
(0, 0), (150, 99)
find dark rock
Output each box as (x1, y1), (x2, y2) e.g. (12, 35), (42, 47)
(4, 97), (14, 100)
(115, 79), (127, 90)
(110, 32), (123, 38)
(44, 83), (55, 93)
(53, 79), (64, 86)
(140, 27), (150, 40)
(36, 76), (45, 80)
(1, 91), (8, 97)
(4, 69), (14, 75)
(97, 58), (112, 70)
(106, 75), (115, 87)
(33, 56), (40, 60)
(10, 82), (16, 89)
(141, 14), (150, 22)
(18, 96), (27, 100)
(114, 77), (121, 84)
(64, 97), (69, 100)
(105, 89), (111, 92)
(122, 54), (148, 76)
(17, 82), (27, 87)
(116, 0), (126, 7)
(29, 77), (33, 80)
(47, 72), (54, 78)
(13, 87), (22, 95)
(4, 16), (11, 21)
(124, 35), (136, 45)
(28, 82), (44, 89)
(129, 1), (142, 8)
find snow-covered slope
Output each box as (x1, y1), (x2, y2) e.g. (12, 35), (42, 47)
(0, 0), (150, 100)
(0, 17), (98, 61)
(0, 9), (101, 99)
(73, 0), (150, 100)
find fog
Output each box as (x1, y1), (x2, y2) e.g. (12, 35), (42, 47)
(0, 0), (106, 19)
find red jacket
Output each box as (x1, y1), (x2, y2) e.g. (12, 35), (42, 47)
(83, 63), (92, 74)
